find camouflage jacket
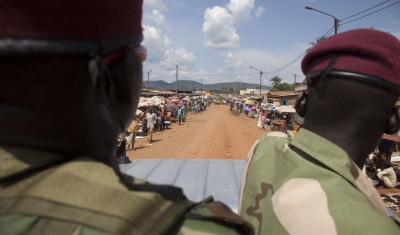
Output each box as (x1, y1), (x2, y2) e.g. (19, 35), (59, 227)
(0, 146), (254, 235)
(239, 129), (400, 235)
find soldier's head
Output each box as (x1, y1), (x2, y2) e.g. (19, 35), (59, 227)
(0, 1), (145, 162)
(296, 29), (400, 161)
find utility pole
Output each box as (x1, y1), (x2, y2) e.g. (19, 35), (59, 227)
(294, 74), (298, 93)
(260, 72), (262, 98)
(305, 6), (338, 34)
(171, 61), (183, 97)
(250, 66), (263, 101)
(201, 79), (203, 96)
(147, 70), (152, 90)
(334, 18), (338, 35)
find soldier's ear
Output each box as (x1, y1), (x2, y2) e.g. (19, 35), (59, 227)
(295, 91), (307, 118)
(384, 106), (400, 134)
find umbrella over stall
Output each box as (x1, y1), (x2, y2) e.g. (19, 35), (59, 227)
(265, 103), (274, 108)
(244, 100), (255, 105)
(166, 103), (178, 112)
(277, 105), (296, 113)
(166, 97), (180, 104)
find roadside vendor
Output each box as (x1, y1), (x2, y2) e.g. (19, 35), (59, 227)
(379, 139), (396, 163)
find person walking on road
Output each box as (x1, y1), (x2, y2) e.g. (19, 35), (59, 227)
(146, 108), (156, 143)
(191, 100), (196, 114)
(182, 103), (188, 122)
(126, 116), (140, 150)
(257, 111), (262, 130)
(177, 105), (183, 125)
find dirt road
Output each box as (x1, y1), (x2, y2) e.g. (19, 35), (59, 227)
(126, 104), (270, 159)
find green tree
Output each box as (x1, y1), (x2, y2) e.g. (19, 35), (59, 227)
(308, 36), (326, 48)
(228, 87), (234, 94)
(270, 75), (282, 87)
(271, 82), (294, 91)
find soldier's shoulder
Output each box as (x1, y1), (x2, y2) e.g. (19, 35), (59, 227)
(169, 201), (254, 235)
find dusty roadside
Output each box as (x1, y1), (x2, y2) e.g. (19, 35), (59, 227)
(126, 104), (269, 159)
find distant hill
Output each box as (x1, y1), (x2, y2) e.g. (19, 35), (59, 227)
(144, 80), (271, 91)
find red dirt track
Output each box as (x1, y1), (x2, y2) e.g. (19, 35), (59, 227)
(126, 104), (269, 159)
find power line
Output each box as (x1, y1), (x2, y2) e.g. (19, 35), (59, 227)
(340, 0), (391, 21)
(340, 1), (400, 25)
(143, 39), (165, 55)
(143, 72), (259, 80)
(262, 26), (334, 75)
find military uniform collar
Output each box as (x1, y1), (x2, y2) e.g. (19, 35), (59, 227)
(290, 129), (357, 187)
(290, 129), (389, 216)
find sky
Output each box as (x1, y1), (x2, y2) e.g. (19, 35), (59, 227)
(141, 0), (400, 86)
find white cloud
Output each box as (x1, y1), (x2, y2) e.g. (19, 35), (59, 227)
(202, 0), (257, 49)
(227, 0), (255, 23)
(144, 9), (170, 32)
(151, 9), (166, 26)
(202, 7), (240, 49)
(142, 25), (171, 48)
(217, 68), (225, 73)
(144, 0), (167, 11)
(142, 25), (171, 63)
(162, 48), (196, 70)
(225, 53), (244, 70)
(255, 6), (266, 18)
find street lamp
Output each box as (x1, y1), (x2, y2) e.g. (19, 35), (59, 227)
(171, 61), (183, 97)
(305, 6), (338, 35)
(147, 70), (152, 90)
(250, 66), (263, 99)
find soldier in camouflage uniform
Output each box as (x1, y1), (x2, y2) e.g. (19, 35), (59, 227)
(0, 1), (253, 234)
(239, 29), (400, 234)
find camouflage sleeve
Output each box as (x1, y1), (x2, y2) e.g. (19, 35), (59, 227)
(0, 214), (110, 235)
(169, 201), (254, 235)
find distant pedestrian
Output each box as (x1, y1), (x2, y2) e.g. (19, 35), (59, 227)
(261, 112), (267, 130)
(257, 112), (263, 129)
(191, 101), (196, 114)
(177, 105), (183, 125)
(146, 108), (156, 143)
(183, 104), (188, 122)
(126, 116), (140, 150)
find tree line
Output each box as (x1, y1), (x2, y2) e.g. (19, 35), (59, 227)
(143, 75), (296, 94)
(269, 75), (295, 92)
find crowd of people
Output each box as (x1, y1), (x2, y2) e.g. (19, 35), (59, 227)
(122, 97), (212, 151)
(229, 100), (297, 132)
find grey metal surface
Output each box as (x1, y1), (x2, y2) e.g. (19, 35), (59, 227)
(120, 159), (246, 213)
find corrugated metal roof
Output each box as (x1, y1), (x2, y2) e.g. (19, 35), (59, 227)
(120, 159), (245, 213)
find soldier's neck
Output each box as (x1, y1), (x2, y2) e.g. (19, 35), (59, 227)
(304, 125), (381, 169)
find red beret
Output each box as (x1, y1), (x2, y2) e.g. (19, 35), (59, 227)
(0, 0), (143, 40)
(302, 29), (400, 88)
